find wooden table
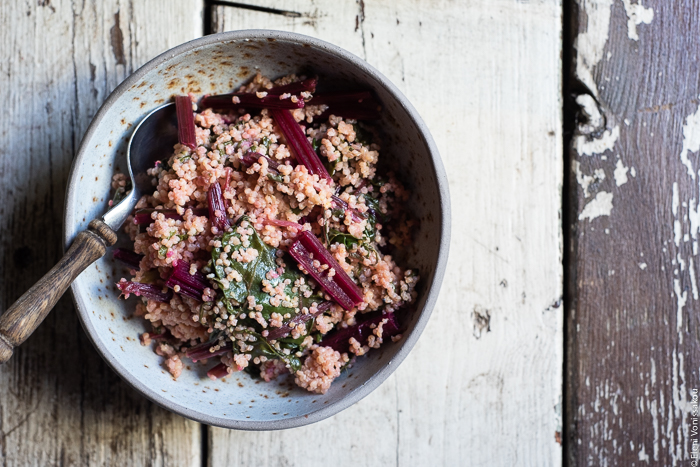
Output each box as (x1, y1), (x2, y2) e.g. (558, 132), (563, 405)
(0, 1), (690, 465)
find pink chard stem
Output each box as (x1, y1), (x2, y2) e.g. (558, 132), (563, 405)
(207, 182), (231, 232)
(266, 301), (332, 340)
(331, 195), (366, 222)
(187, 342), (233, 362)
(240, 151), (280, 172)
(289, 231), (363, 311)
(207, 363), (231, 380)
(117, 281), (173, 303)
(165, 260), (210, 301)
(175, 96), (197, 149)
(311, 91), (381, 120)
(113, 248), (144, 269)
(200, 94), (304, 110)
(265, 77), (317, 96)
(321, 312), (400, 353)
(271, 109), (331, 181)
(200, 78), (317, 111)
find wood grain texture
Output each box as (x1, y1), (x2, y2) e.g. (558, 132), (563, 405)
(212, 1), (563, 465)
(0, 220), (117, 363)
(0, 1), (203, 465)
(567, 1), (700, 464)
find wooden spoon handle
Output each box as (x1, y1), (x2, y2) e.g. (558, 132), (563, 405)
(0, 220), (117, 364)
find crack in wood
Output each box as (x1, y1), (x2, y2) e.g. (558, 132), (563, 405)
(208, 1), (301, 18)
(0, 400), (41, 442)
(109, 11), (126, 66)
(200, 423), (209, 467)
(356, 0), (367, 60)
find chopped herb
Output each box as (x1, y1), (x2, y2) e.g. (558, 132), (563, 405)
(328, 229), (360, 249)
(248, 330), (302, 372)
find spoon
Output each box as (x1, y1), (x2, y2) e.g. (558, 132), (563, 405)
(0, 103), (178, 363)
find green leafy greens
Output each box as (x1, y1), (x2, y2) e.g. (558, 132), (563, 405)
(210, 218), (324, 371)
(212, 218), (302, 319)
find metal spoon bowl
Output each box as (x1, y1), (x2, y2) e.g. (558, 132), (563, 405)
(104, 103), (177, 231)
(0, 102), (178, 363)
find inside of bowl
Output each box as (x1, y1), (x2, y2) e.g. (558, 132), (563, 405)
(65, 33), (444, 429)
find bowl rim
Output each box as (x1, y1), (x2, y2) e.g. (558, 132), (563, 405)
(64, 29), (451, 430)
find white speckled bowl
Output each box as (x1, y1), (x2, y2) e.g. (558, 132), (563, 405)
(64, 30), (450, 430)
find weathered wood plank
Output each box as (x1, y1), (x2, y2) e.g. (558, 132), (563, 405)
(0, 1), (202, 465)
(211, 1), (563, 465)
(567, 1), (699, 464)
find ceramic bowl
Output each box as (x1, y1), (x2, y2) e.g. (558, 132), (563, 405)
(64, 30), (450, 430)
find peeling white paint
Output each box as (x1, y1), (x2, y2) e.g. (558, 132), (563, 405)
(574, 0), (614, 97)
(573, 95), (621, 156)
(689, 198), (700, 255)
(638, 262), (647, 270)
(630, 166), (636, 177)
(638, 445), (649, 462)
(671, 352), (690, 464)
(690, 258), (699, 300)
(574, 160), (606, 197)
(576, 94), (604, 134)
(576, 125), (620, 156)
(614, 159), (629, 186)
(671, 179), (690, 336)
(579, 191), (614, 221)
(674, 221), (682, 247)
(650, 398), (660, 461)
(679, 100), (700, 179)
(673, 183), (680, 215)
(674, 277), (687, 333)
(621, 0), (654, 41)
